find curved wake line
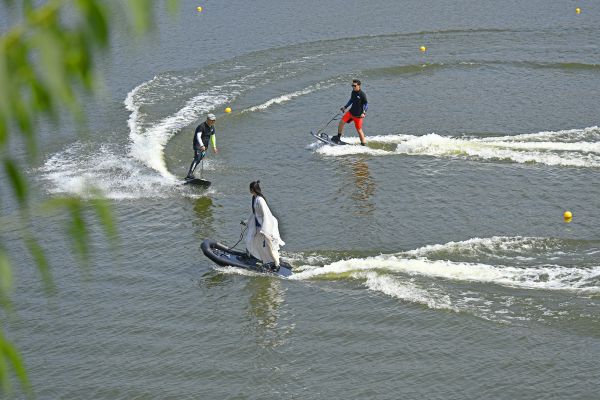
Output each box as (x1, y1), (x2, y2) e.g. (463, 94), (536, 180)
(289, 236), (600, 323)
(405, 236), (555, 260)
(291, 236), (600, 294)
(363, 60), (600, 82)
(37, 72), (233, 199)
(306, 27), (515, 49)
(125, 84), (231, 178)
(359, 272), (459, 313)
(314, 126), (600, 168)
(124, 54), (316, 179)
(481, 126), (600, 143)
(38, 142), (218, 200)
(292, 254), (600, 293)
(241, 82), (337, 113)
(40, 51), (324, 199)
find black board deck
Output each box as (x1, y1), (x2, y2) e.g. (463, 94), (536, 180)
(201, 239), (293, 277)
(184, 177), (211, 187)
(310, 131), (348, 146)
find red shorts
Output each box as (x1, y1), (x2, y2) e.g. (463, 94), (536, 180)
(342, 111), (364, 130)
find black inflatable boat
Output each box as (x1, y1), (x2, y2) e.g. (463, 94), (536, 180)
(201, 239), (293, 277)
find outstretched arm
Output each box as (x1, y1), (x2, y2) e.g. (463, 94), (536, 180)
(210, 134), (218, 153)
(341, 98), (352, 112)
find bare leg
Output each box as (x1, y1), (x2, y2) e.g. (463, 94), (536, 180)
(357, 128), (366, 144)
(337, 119), (345, 136)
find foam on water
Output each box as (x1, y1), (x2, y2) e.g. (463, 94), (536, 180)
(404, 236), (570, 260)
(126, 82), (233, 178)
(293, 251), (600, 293)
(39, 142), (217, 199)
(213, 266), (264, 277)
(314, 126), (600, 168)
(359, 271), (459, 312)
(37, 74), (232, 198)
(39, 72), (243, 198)
(283, 252), (332, 267)
(39, 55), (326, 199)
(314, 137), (390, 156)
(290, 236), (600, 324)
(486, 126), (600, 143)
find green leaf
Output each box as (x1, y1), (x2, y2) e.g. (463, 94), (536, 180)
(43, 197), (89, 264)
(24, 237), (54, 295)
(30, 79), (53, 113)
(3, 158), (28, 206)
(30, 29), (77, 113)
(13, 99), (36, 157)
(0, 43), (12, 119)
(0, 251), (13, 309)
(0, 330), (31, 395)
(0, 114), (7, 148)
(64, 33), (95, 91)
(0, 344), (10, 395)
(22, 0), (33, 15)
(0, 1), (179, 396)
(125, 0), (154, 34)
(91, 197), (118, 243)
(68, 201), (89, 264)
(75, 0), (109, 46)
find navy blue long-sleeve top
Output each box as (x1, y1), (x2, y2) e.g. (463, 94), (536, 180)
(344, 89), (368, 117)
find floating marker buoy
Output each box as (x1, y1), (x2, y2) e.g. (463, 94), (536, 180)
(575, 7), (581, 14)
(419, 46), (427, 52)
(197, 6), (203, 12)
(225, 107), (232, 113)
(564, 210), (573, 219)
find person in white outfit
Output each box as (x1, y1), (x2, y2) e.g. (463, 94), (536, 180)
(245, 181), (285, 270)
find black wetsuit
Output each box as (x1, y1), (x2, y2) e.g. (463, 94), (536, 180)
(193, 122), (215, 150)
(344, 89), (368, 117)
(187, 122), (215, 178)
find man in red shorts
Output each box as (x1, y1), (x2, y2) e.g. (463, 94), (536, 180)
(332, 79), (368, 146)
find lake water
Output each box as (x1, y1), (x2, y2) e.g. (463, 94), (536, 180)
(3, 1), (600, 398)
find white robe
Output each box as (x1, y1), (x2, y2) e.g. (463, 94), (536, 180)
(245, 196), (285, 265)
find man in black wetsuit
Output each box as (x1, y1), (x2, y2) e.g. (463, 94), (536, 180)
(186, 113), (218, 179)
(333, 79), (368, 146)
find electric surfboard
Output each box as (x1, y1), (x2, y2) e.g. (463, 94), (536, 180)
(310, 131), (348, 146)
(201, 239), (293, 277)
(184, 177), (211, 187)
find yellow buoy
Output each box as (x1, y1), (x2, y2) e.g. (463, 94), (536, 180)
(197, 6), (203, 12)
(564, 211), (573, 219)
(419, 46), (427, 52)
(225, 107), (232, 113)
(575, 7), (581, 14)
